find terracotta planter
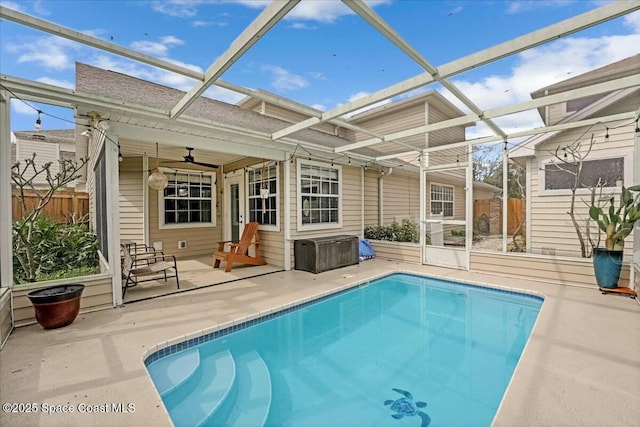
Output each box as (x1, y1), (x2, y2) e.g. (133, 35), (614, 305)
(27, 284), (85, 329)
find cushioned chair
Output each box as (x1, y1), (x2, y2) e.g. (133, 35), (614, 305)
(121, 243), (179, 297)
(213, 222), (267, 272)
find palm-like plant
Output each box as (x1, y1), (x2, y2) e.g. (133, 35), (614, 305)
(589, 184), (640, 251)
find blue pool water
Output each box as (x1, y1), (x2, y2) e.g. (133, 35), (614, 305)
(146, 273), (542, 427)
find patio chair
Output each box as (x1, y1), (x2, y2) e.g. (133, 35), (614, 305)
(213, 222), (267, 272)
(121, 243), (179, 298)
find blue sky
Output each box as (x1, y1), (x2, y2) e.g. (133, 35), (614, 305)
(1, 0), (639, 139)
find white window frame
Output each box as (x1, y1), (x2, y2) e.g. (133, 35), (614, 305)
(429, 182), (455, 219)
(538, 153), (631, 197)
(297, 159), (342, 231)
(158, 168), (217, 230)
(246, 162), (280, 232)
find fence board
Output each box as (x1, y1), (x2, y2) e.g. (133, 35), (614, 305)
(12, 191), (89, 223)
(473, 197), (524, 236)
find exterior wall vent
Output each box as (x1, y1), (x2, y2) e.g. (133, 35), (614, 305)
(178, 240), (187, 249)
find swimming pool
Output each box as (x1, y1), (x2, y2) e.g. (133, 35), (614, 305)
(145, 273), (542, 427)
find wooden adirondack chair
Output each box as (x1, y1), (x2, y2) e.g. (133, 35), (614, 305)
(213, 222), (267, 272)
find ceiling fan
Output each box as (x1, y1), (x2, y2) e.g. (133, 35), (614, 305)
(162, 147), (218, 170)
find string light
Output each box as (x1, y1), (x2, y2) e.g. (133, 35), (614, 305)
(34, 110), (42, 130)
(563, 147), (567, 159)
(604, 126), (609, 139)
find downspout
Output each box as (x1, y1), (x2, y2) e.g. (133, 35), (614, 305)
(284, 155), (292, 270)
(378, 167), (393, 225)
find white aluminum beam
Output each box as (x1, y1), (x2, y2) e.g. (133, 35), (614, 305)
(344, 0), (507, 140)
(0, 6), (203, 81)
(170, 0), (299, 119)
(337, 74), (640, 153)
(0, 5), (386, 142)
(376, 110), (637, 161)
(271, 1), (639, 139)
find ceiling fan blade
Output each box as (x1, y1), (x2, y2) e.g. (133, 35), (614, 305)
(191, 160), (219, 169)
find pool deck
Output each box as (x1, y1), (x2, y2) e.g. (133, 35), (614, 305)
(1, 259), (638, 427)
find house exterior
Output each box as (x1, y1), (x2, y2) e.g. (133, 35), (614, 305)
(510, 55), (640, 261)
(10, 129), (77, 187)
(73, 62), (491, 284)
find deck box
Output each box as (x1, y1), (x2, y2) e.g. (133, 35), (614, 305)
(294, 235), (359, 273)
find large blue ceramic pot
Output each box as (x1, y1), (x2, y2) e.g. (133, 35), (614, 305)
(592, 248), (623, 289)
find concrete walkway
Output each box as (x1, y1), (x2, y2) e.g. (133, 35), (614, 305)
(1, 260), (638, 426)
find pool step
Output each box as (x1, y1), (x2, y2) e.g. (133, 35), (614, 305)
(147, 348), (200, 397)
(216, 351), (272, 427)
(166, 350), (236, 427)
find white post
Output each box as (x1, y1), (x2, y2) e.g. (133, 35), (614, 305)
(283, 155), (292, 270)
(466, 144), (473, 269)
(419, 150), (426, 262)
(502, 142), (509, 253)
(0, 90), (13, 288)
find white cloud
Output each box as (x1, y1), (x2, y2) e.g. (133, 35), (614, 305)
(310, 103), (326, 111)
(440, 30), (640, 139)
(10, 98), (36, 115)
(290, 22), (317, 30)
(0, 1), (25, 12)
(9, 35), (82, 70)
(130, 36), (184, 57)
(623, 10), (640, 32)
(33, 0), (51, 16)
(37, 77), (74, 89)
(506, 0), (577, 15)
(150, 0), (199, 18)
(262, 65), (308, 90)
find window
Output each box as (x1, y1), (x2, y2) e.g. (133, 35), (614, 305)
(544, 157), (624, 191)
(248, 163), (278, 230)
(430, 183), (454, 218)
(160, 170), (216, 228)
(298, 160), (341, 230)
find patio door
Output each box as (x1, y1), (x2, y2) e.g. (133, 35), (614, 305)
(423, 162), (471, 270)
(224, 172), (245, 242)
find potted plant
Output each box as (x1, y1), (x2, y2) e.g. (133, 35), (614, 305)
(588, 184), (640, 289)
(27, 284), (85, 329)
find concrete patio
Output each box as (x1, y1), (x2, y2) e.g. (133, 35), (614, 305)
(1, 260), (638, 427)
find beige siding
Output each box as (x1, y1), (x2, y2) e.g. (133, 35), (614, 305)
(288, 160), (363, 265)
(16, 140), (60, 185)
(529, 112), (635, 259)
(263, 104), (337, 135)
(119, 157), (144, 244)
(363, 169), (379, 226)
(381, 173), (420, 224)
(11, 275), (113, 326)
(0, 289), (12, 349)
(148, 168), (223, 259)
(547, 103), (565, 125)
(428, 106), (466, 146)
(470, 251), (630, 288)
(370, 241), (421, 264)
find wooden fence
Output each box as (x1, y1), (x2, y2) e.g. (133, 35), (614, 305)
(12, 191), (89, 223)
(473, 197), (524, 236)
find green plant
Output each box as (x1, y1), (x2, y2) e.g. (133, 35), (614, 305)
(12, 216), (99, 284)
(364, 219), (419, 243)
(588, 185), (640, 251)
(12, 154), (89, 283)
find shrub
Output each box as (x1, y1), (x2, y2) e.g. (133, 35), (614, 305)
(364, 219), (419, 243)
(13, 216), (99, 283)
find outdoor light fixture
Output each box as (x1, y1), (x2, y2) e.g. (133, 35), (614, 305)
(81, 129), (92, 137)
(148, 143), (168, 191)
(34, 110), (42, 130)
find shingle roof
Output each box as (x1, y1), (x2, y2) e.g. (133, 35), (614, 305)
(531, 54), (640, 98)
(75, 62), (391, 158)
